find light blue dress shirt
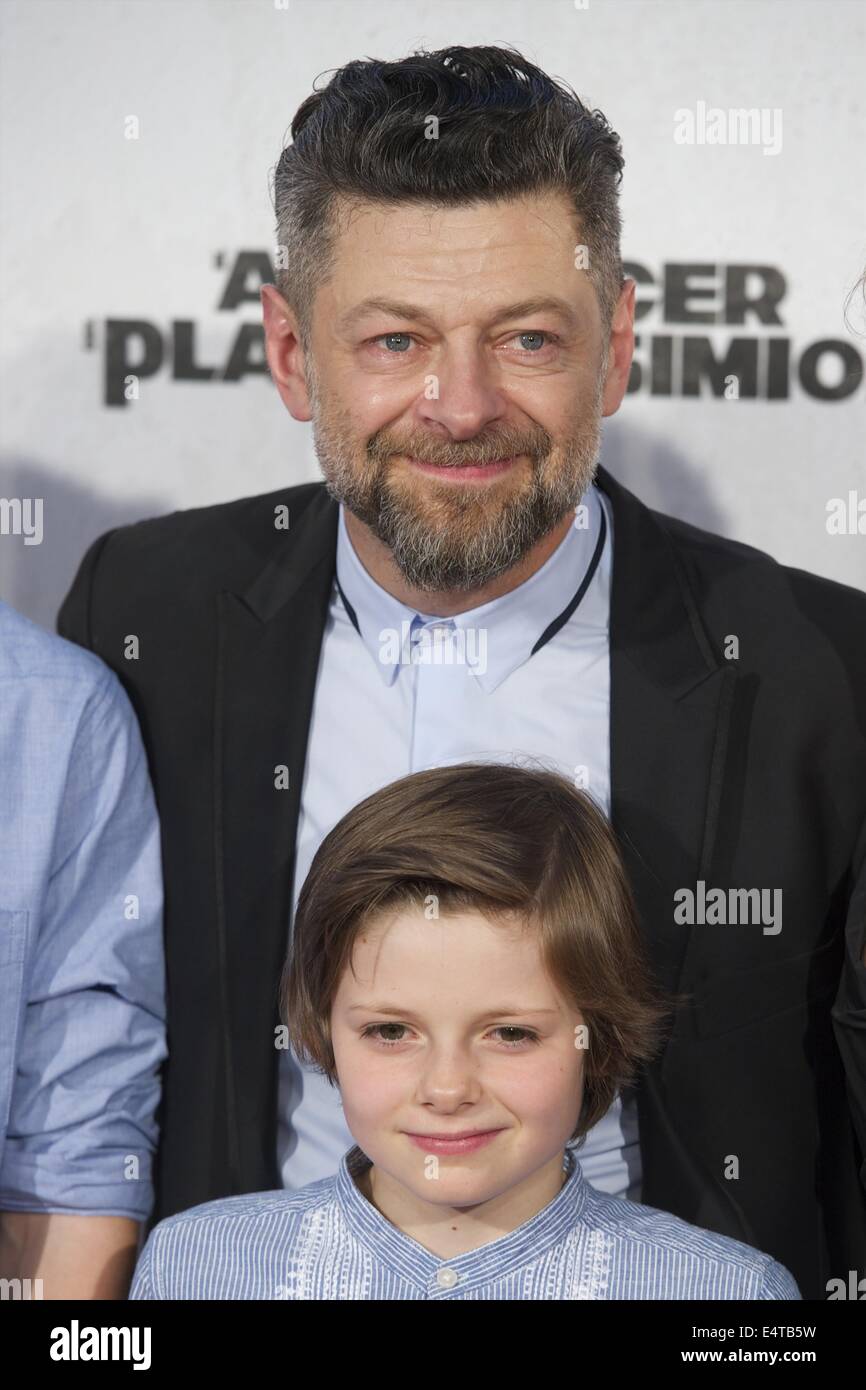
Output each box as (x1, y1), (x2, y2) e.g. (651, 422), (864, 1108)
(0, 600), (166, 1219)
(277, 483), (643, 1200)
(131, 1142), (801, 1300)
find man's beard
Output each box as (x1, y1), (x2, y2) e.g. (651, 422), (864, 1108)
(306, 363), (605, 593)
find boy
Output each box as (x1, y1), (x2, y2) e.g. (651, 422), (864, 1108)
(130, 762), (799, 1300)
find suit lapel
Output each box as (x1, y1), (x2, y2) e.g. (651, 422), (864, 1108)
(213, 488), (339, 1191)
(596, 464), (755, 1238)
(596, 465), (740, 1001)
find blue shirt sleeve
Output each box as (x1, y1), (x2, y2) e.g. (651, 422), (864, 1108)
(128, 1227), (159, 1299)
(0, 661), (167, 1221)
(758, 1257), (802, 1299)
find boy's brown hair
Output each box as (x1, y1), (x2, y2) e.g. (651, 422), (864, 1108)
(281, 761), (674, 1142)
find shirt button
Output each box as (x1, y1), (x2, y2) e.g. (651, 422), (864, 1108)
(436, 1267), (459, 1289)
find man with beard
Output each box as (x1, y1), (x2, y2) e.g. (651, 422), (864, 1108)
(58, 45), (866, 1299)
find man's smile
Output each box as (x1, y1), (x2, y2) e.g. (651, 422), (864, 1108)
(401, 454), (522, 481)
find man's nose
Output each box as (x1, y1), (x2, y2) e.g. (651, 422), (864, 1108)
(415, 347), (507, 440)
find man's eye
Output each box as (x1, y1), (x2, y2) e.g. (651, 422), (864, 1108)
(368, 331), (558, 354)
(511, 331), (556, 352)
(372, 333), (414, 353)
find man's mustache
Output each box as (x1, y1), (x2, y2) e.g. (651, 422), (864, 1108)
(371, 440), (550, 468)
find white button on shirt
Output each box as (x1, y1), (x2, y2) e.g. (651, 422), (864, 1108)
(276, 481), (642, 1201)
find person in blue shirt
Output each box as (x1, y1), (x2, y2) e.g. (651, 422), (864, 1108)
(0, 600), (166, 1298)
(131, 761), (799, 1300)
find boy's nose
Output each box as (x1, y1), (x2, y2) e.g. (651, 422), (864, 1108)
(414, 1053), (485, 1105)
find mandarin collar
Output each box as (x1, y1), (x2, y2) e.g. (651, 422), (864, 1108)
(335, 1143), (588, 1292)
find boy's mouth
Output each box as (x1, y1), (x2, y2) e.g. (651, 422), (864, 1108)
(403, 1128), (506, 1155)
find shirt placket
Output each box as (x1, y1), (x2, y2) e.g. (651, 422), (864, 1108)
(407, 616), (461, 771)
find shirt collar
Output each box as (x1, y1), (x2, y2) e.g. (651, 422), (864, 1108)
(334, 483), (608, 695)
(336, 1143), (588, 1293)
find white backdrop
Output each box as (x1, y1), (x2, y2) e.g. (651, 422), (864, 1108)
(1, 0), (864, 630)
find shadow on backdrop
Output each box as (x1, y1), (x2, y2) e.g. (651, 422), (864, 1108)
(0, 456), (168, 633)
(1, 431), (739, 635)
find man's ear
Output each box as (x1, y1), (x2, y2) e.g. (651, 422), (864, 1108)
(261, 284), (313, 422)
(600, 278), (636, 419)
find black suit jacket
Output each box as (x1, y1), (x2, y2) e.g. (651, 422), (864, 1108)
(57, 465), (866, 1299)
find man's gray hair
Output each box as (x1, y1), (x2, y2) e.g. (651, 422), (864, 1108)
(270, 43), (625, 351)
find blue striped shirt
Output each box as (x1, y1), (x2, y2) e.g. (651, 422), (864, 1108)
(0, 599), (166, 1220)
(130, 1144), (800, 1300)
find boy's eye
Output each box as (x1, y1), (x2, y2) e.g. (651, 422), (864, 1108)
(494, 1026), (541, 1047)
(360, 1023), (541, 1049)
(363, 1022), (408, 1045)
